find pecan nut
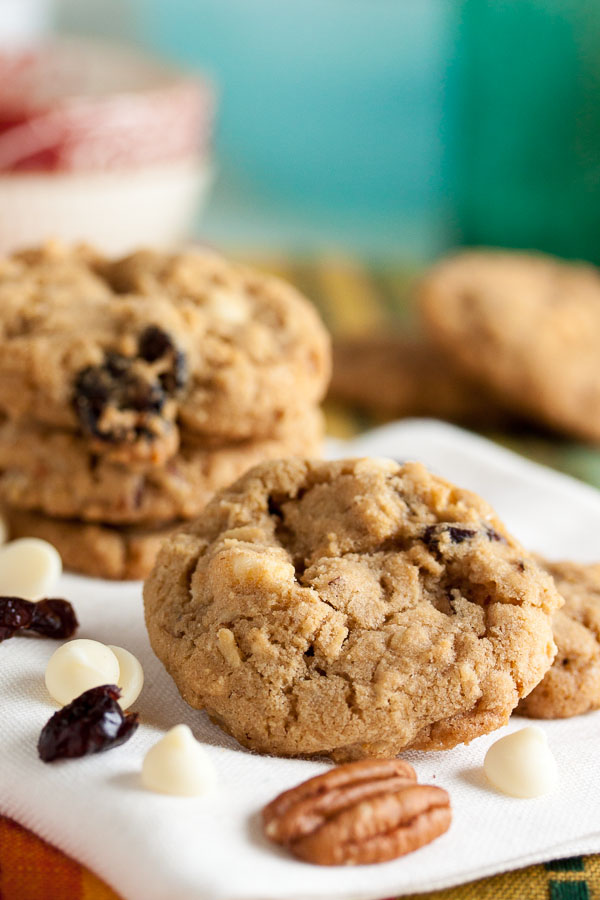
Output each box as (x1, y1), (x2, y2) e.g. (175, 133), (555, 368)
(262, 759), (451, 865)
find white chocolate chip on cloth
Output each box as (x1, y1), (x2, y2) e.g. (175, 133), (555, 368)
(0, 537), (62, 599)
(45, 638), (144, 708)
(142, 725), (217, 796)
(484, 727), (558, 798)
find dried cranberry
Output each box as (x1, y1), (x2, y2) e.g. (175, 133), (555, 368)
(0, 596), (77, 642)
(0, 597), (34, 641)
(423, 524), (476, 549)
(159, 350), (187, 393)
(139, 326), (187, 392)
(38, 684), (138, 762)
(138, 325), (173, 362)
(72, 329), (187, 445)
(423, 523), (507, 553)
(30, 599), (78, 639)
(485, 525), (506, 543)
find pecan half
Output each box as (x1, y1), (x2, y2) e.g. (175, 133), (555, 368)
(262, 759), (451, 865)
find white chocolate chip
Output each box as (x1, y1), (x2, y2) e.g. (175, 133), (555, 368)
(354, 457), (398, 476)
(141, 725), (217, 796)
(45, 639), (120, 706)
(207, 288), (249, 325)
(0, 538), (62, 600)
(230, 549), (295, 585)
(217, 628), (242, 667)
(108, 645), (144, 710)
(484, 726), (558, 798)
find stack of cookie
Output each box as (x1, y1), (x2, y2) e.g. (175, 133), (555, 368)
(0, 243), (331, 579)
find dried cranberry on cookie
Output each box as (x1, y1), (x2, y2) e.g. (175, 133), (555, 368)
(0, 243), (330, 463)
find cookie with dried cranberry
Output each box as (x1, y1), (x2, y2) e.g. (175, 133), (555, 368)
(0, 243), (331, 462)
(144, 458), (561, 761)
(519, 559), (600, 719)
(420, 250), (600, 442)
(0, 408), (323, 524)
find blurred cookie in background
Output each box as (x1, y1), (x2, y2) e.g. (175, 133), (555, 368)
(329, 334), (510, 427)
(420, 250), (600, 444)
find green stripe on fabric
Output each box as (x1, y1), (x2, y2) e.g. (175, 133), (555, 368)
(549, 881), (590, 900)
(546, 858), (585, 872)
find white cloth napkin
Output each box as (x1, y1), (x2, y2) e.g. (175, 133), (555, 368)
(2, 420), (600, 900)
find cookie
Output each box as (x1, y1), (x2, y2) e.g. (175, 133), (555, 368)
(420, 250), (600, 442)
(144, 458), (561, 761)
(0, 408), (323, 524)
(330, 335), (508, 424)
(5, 508), (179, 580)
(519, 559), (600, 719)
(0, 242), (330, 461)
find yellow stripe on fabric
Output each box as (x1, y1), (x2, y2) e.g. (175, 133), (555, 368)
(315, 256), (386, 336)
(367, 265), (421, 333)
(80, 867), (122, 900)
(403, 861), (552, 900)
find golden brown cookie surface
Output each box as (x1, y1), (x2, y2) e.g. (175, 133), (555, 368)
(0, 409), (323, 524)
(519, 559), (600, 718)
(144, 457), (561, 760)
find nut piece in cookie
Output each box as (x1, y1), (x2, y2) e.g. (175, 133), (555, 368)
(262, 759), (451, 865)
(519, 559), (600, 719)
(144, 458), (561, 761)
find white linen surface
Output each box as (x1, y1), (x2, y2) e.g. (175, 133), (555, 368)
(1, 419), (600, 900)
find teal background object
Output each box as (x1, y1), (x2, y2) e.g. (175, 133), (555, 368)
(458, 0), (600, 264)
(56, 0), (600, 262)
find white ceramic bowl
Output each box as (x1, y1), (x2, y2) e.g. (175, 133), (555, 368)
(0, 38), (215, 253)
(0, 157), (212, 255)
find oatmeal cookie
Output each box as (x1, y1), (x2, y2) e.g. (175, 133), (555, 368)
(0, 243), (330, 461)
(330, 335), (508, 425)
(519, 559), (600, 718)
(6, 508), (179, 580)
(144, 458), (560, 761)
(420, 250), (600, 442)
(0, 408), (323, 524)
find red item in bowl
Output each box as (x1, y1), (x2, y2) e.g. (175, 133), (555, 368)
(0, 39), (214, 173)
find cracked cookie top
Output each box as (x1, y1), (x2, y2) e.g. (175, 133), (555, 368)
(0, 243), (331, 463)
(144, 457), (561, 761)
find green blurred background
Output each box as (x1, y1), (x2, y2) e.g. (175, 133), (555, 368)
(45, 0), (600, 263)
